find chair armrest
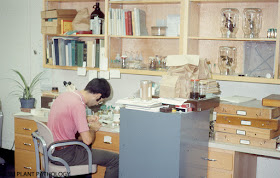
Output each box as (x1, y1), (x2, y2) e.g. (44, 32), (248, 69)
(47, 139), (93, 174)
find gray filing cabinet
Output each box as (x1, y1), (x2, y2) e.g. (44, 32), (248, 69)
(119, 108), (210, 178)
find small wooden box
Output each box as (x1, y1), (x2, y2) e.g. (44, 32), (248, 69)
(215, 131), (278, 149)
(215, 123), (280, 139)
(214, 100), (280, 119)
(216, 113), (280, 130)
(186, 97), (220, 112)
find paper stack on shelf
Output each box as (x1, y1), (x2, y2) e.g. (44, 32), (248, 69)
(200, 79), (220, 94)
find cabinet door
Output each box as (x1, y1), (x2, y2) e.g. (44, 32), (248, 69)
(15, 149), (37, 178)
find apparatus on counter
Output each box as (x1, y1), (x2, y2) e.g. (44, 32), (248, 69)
(218, 46), (237, 75)
(242, 8), (262, 38)
(140, 80), (152, 101)
(220, 8), (239, 38)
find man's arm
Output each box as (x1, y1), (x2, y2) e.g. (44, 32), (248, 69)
(79, 120), (101, 145)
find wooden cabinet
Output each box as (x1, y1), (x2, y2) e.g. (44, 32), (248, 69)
(14, 117), (38, 178)
(42, 0), (280, 84)
(207, 147), (257, 178)
(92, 131), (119, 178)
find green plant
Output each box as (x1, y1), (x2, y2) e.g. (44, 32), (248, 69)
(11, 70), (44, 100)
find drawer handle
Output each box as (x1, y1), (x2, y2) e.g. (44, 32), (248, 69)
(23, 128), (31, 131)
(24, 166), (32, 170)
(23, 143), (32, 146)
(201, 157), (217, 161)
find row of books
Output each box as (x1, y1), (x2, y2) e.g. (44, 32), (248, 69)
(109, 8), (148, 36)
(46, 37), (105, 68)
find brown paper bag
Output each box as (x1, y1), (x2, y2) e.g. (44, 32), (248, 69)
(159, 75), (180, 98)
(198, 59), (211, 79)
(72, 8), (90, 31)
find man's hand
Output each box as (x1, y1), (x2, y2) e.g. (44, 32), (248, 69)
(88, 115), (101, 132)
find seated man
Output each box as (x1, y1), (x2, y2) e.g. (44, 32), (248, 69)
(48, 78), (119, 178)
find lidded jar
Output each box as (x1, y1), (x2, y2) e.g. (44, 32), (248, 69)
(242, 8), (262, 38)
(220, 8), (239, 38)
(218, 46), (237, 75)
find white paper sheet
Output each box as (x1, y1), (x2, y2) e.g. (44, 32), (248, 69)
(88, 70), (98, 81)
(99, 70), (110, 79)
(166, 55), (200, 66)
(77, 67), (87, 76)
(110, 69), (121, 78)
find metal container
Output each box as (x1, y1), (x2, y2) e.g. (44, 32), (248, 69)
(140, 80), (152, 101)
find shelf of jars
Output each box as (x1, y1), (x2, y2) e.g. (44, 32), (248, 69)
(190, 0), (278, 2)
(188, 37), (277, 42)
(109, 35), (179, 39)
(212, 74), (280, 84)
(46, 0), (104, 2)
(109, 0), (181, 4)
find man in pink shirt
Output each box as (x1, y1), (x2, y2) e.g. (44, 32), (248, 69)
(48, 78), (118, 178)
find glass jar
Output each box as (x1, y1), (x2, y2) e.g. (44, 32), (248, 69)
(242, 8), (262, 38)
(149, 57), (157, 70)
(121, 55), (127, 69)
(218, 46), (237, 75)
(220, 8), (239, 38)
(190, 79), (199, 99)
(199, 82), (207, 99)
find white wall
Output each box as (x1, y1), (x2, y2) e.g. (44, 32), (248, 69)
(0, 0), (43, 149)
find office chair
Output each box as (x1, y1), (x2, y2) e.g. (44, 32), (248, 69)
(31, 119), (97, 178)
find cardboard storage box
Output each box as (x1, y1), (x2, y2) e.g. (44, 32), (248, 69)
(41, 17), (74, 34)
(41, 9), (77, 19)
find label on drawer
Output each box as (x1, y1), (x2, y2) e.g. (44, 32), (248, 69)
(236, 129), (246, 135)
(237, 110), (247, 116)
(104, 136), (112, 144)
(241, 120), (251, 126)
(240, 139), (250, 145)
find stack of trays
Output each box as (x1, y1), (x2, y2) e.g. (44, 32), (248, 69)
(213, 100), (280, 149)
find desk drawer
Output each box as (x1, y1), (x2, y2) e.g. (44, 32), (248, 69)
(15, 133), (35, 151)
(92, 131), (119, 152)
(15, 149), (36, 178)
(208, 148), (234, 171)
(207, 167), (232, 178)
(15, 118), (37, 136)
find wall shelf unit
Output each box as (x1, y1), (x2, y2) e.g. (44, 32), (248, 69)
(42, 0), (280, 84)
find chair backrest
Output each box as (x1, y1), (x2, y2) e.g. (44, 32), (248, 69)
(34, 118), (54, 148)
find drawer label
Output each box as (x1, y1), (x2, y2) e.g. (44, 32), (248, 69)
(237, 110), (247, 116)
(104, 136), (112, 144)
(240, 139), (250, 145)
(241, 120), (251, 126)
(236, 129), (246, 135)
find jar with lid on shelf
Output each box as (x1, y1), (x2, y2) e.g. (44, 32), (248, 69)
(218, 46), (237, 75)
(242, 8), (262, 38)
(220, 8), (239, 38)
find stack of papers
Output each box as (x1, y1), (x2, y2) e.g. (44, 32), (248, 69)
(116, 98), (163, 112)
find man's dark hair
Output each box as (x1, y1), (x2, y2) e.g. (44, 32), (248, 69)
(85, 78), (111, 99)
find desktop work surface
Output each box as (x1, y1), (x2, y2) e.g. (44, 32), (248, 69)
(14, 111), (280, 178)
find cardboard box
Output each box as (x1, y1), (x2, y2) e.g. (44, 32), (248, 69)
(41, 9), (77, 19)
(41, 17), (74, 34)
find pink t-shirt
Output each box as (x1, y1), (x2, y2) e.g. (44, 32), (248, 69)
(47, 91), (89, 142)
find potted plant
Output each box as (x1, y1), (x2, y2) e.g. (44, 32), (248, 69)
(11, 70), (44, 109)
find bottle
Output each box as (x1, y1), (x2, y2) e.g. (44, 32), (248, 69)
(90, 2), (104, 34)
(190, 79), (199, 99)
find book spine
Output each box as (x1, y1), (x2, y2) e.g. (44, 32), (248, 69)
(95, 39), (100, 68)
(128, 11), (132, 36)
(125, 11), (129, 35)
